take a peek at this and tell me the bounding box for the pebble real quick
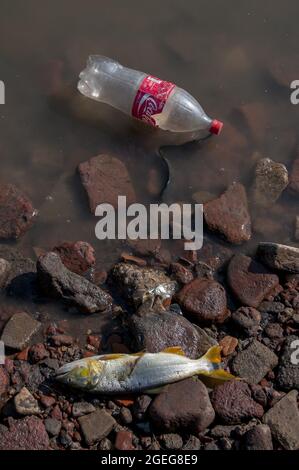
[182,435,201,450]
[159,433,183,450]
[44,417,61,437]
[119,407,133,425]
[251,158,288,207]
[263,390,299,450]
[149,378,215,433]
[132,395,152,421]
[78,409,116,446]
[0,258,11,288]
[176,278,229,324]
[276,335,299,391]
[29,343,49,363]
[258,242,299,273]
[115,431,135,450]
[231,307,261,336]
[227,254,279,307]
[72,401,96,417]
[231,339,278,384]
[219,336,238,356]
[211,380,264,424]
[243,424,273,450]
[203,182,251,244]
[1,312,41,351]
[14,387,41,415]
[0,183,36,239]
[53,241,95,275]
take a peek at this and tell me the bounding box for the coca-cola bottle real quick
[78,55,223,136]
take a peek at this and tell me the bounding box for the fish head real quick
[56,358,102,390]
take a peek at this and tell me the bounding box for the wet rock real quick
[111,262,177,307]
[263,390,299,450]
[78,154,136,212]
[128,310,216,359]
[0,367,9,396]
[149,378,215,433]
[231,339,278,384]
[289,158,299,194]
[176,278,229,324]
[37,252,112,313]
[72,401,96,417]
[243,424,273,450]
[115,431,135,450]
[0,247,37,298]
[53,241,95,275]
[211,380,264,424]
[203,183,251,244]
[252,158,288,207]
[0,258,11,288]
[227,254,279,307]
[197,239,233,272]
[78,409,116,445]
[0,183,36,239]
[231,307,261,336]
[1,312,41,351]
[14,387,41,415]
[44,417,61,437]
[258,242,299,273]
[160,433,183,450]
[170,263,193,285]
[0,416,50,450]
[276,335,299,391]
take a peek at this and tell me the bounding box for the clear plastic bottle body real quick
[78,55,221,134]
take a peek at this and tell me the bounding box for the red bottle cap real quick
[209,119,223,135]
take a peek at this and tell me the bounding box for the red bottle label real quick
[132,75,175,127]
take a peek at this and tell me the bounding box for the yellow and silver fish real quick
[55,346,235,394]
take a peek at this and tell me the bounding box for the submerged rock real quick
[78,154,136,213]
[37,252,112,313]
[53,241,95,275]
[149,378,215,433]
[127,310,216,359]
[111,262,177,307]
[227,254,279,307]
[258,242,299,273]
[252,158,288,207]
[0,183,36,239]
[203,182,251,244]
[176,278,229,324]
[1,312,41,351]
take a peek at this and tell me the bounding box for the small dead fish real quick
[55,345,235,394]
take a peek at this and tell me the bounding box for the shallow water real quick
[0,0,298,340]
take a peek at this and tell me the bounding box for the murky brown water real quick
[0,0,298,341]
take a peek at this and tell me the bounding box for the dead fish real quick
[55,345,235,394]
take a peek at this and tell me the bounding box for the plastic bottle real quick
[78,55,223,136]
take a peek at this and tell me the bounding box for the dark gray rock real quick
[127,310,216,359]
[149,378,215,433]
[37,252,112,313]
[243,424,273,450]
[276,335,299,391]
[159,433,183,450]
[44,418,61,437]
[1,312,41,351]
[258,242,299,273]
[231,339,278,384]
[263,390,299,450]
[231,307,261,336]
[78,409,116,445]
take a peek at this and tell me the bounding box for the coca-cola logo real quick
[138,93,159,123]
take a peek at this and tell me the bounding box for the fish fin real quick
[201,345,222,364]
[101,353,127,361]
[198,370,236,388]
[131,351,145,357]
[162,346,186,356]
[144,385,167,394]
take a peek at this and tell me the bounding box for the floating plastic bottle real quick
[78,55,223,136]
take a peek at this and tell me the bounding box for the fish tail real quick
[196,345,236,384]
